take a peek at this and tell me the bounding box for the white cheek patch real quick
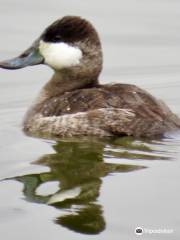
[39,40,82,70]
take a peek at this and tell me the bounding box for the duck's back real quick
[24,83,180,138]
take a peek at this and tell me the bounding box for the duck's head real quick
[0,16,102,78]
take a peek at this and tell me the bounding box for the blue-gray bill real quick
[0,44,44,70]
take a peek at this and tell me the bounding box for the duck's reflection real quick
[11,139,150,234]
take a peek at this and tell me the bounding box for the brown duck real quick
[0,16,180,138]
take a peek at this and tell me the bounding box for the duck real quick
[0,16,180,138]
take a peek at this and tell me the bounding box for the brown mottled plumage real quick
[0,16,180,138]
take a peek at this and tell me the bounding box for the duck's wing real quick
[103,83,180,136]
[39,83,180,125]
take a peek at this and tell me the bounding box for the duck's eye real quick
[53,35,62,42]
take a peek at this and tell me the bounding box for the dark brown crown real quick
[41,16,100,45]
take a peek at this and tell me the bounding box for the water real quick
[0,1,180,239]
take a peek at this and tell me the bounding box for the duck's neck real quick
[33,69,99,107]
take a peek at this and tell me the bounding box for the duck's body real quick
[1,16,180,138]
[23,78,180,138]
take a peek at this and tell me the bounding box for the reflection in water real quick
[5,138,169,234]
